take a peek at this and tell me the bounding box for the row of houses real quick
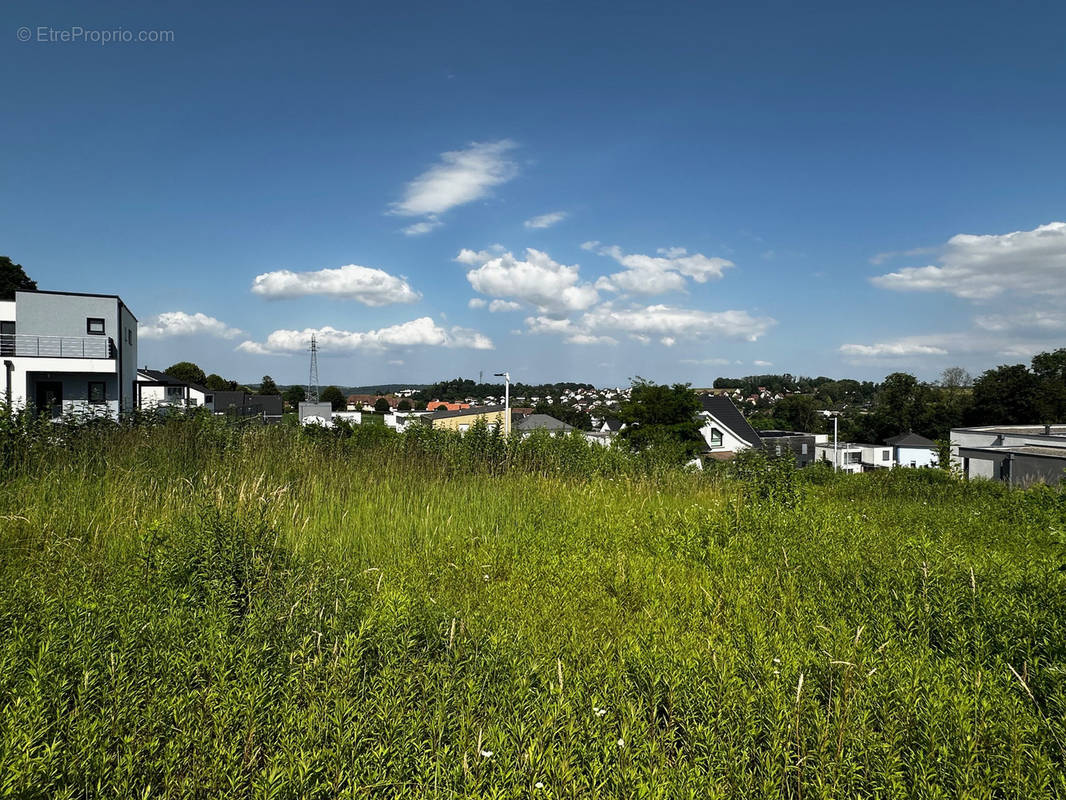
[3,289,1064,485]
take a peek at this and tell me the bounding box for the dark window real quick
[0,321,13,356]
[709,427,723,447]
[88,381,106,404]
[882,450,891,461]
[126,328,133,345]
[87,318,105,335]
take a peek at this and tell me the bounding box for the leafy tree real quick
[397,399,412,411]
[320,386,345,411]
[283,385,306,407]
[258,376,280,396]
[205,374,229,391]
[773,394,822,433]
[0,256,36,300]
[940,366,972,389]
[374,397,390,414]
[969,364,1040,425]
[1031,348,1066,423]
[618,379,703,460]
[164,362,207,386]
[532,400,592,431]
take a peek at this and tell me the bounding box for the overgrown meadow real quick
[0,413,1064,798]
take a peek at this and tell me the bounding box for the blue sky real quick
[4,0,1065,387]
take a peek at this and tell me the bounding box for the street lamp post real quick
[494,371,510,435]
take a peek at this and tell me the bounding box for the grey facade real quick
[3,290,138,418]
[758,430,816,467]
[952,425,1066,487]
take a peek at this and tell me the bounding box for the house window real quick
[126,328,133,345]
[165,387,183,404]
[709,428,723,447]
[86,318,105,335]
[0,321,14,356]
[88,381,106,404]
[882,450,890,461]
[801,443,808,455]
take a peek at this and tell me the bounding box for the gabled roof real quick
[885,432,937,448]
[699,395,761,448]
[602,417,624,431]
[516,414,573,432]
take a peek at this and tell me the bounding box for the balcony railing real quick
[0,334,115,359]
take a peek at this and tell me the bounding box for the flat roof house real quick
[952,424,1066,486]
[136,368,212,410]
[429,404,509,433]
[1,290,137,420]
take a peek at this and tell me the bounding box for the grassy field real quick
[0,416,1064,798]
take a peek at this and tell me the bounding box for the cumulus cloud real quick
[467,298,487,309]
[585,243,734,295]
[488,299,521,312]
[139,311,243,340]
[251,264,420,306]
[236,317,492,355]
[871,221,1066,299]
[526,303,774,346]
[459,247,600,315]
[973,309,1066,332]
[524,211,567,229]
[390,140,518,231]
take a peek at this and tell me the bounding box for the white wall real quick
[896,446,937,468]
[698,414,753,454]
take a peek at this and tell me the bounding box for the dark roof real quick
[699,395,761,447]
[138,368,208,393]
[429,404,507,420]
[211,391,283,416]
[602,417,624,431]
[885,432,937,448]
[758,429,813,439]
[516,414,573,432]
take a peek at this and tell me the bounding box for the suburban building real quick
[952,424,1066,486]
[758,430,816,467]
[815,442,865,473]
[815,442,894,472]
[1,290,138,420]
[515,413,573,435]
[136,368,211,410]
[429,404,508,433]
[698,395,762,460]
[426,400,470,412]
[886,432,938,468]
[212,390,283,423]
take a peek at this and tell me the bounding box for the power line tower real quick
[307,334,320,403]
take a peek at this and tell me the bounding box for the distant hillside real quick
[276,384,427,395]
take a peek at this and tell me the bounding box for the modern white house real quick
[698,395,762,459]
[1,290,138,420]
[136,368,211,410]
[815,442,865,473]
[886,432,938,468]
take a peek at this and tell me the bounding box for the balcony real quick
[0,334,115,359]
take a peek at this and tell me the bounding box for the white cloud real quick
[524,211,567,229]
[871,221,1066,299]
[390,140,518,220]
[402,217,443,236]
[526,303,774,345]
[488,299,521,312]
[139,311,243,340]
[460,247,599,315]
[753,360,773,367]
[869,246,937,266]
[251,264,420,306]
[236,317,493,355]
[586,243,734,295]
[839,342,949,358]
[467,297,487,309]
[973,309,1066,332]
[680,357,732,365]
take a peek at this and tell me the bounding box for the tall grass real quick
[0,414,1063,797]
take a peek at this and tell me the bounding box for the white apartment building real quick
[1,290,138,420]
